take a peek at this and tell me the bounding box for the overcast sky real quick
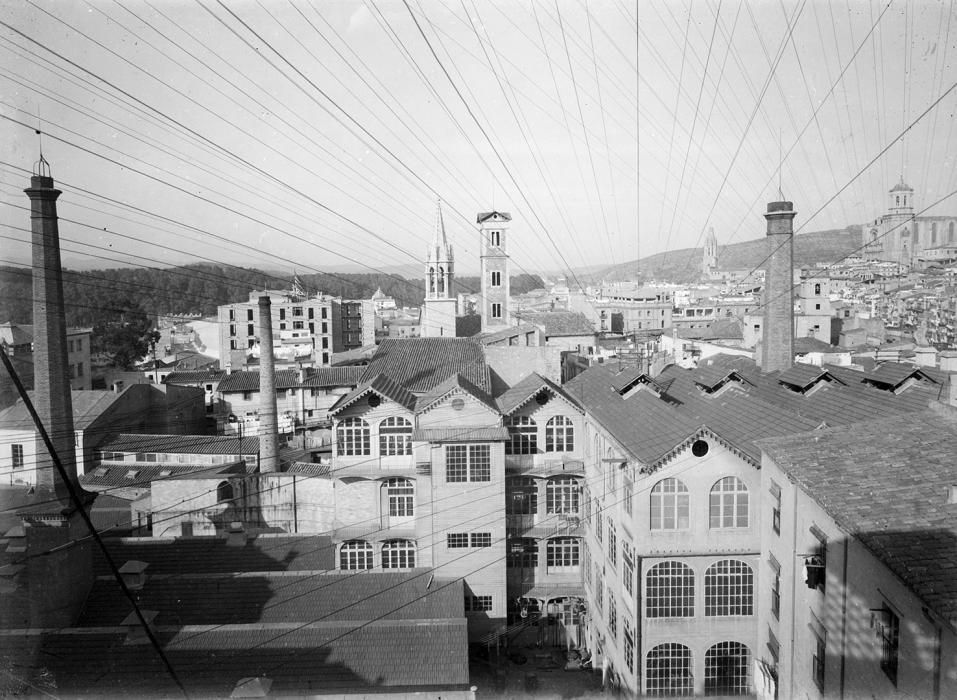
[1,0,955,280]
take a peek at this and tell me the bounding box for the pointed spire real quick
[433,198,448,250]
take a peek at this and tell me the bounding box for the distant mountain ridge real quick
[590,227,862,283]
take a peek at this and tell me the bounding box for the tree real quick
[92,304,160,370]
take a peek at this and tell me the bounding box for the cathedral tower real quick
[421,200,457,337]
[478,211,511,333]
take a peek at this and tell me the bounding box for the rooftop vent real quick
[118,560,149,591]
[121,609,159,645]
[226,521,247,547]
[230,677,273,698]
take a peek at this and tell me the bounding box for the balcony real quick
[505,457,584,477]
[508,513,583,538]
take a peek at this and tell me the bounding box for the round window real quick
[368,395,381,408]
[691,439,709,457]
[535,392,549,406]
[451,397,465,411]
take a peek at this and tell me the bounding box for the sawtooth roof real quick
[360,338,490,394]
[758,409,957,629]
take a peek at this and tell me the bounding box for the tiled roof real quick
[477,323,541,346]
[286,462,332,478]
[299,366,364,387]
[0,619,468,695]
[415,373,498,414]
[79,463,241,488]
[329,373,418,415]
[699,318,743,340]
[217,370,302,392]
[412,426,509,442]
[360,338,490,394]
[0,390,124,431]
[516,311,595,337]
[96,433,260,455]
[92,535,336,576]
[496,372,581,415]
[757,409,957,628]
[455,314,483,338]
[794,336,841,353]
[162,369,225,385]
[330,344,377,366]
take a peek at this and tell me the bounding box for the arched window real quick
[507,537,538,568]
[339,540,373,570]
[705,560,754,616]
[546,476,580,514]
[379,416,412,456]
[382,539,415,569]
[814,283,821,295]
[896,195,900,206]
[507,476,538,515]
[337,417,370,456]
[650,478,690,530]
[384,478,414,518]
[428,267,435,293]
[545,536,580,572]
[709,476,749,528]
[216,481,234,503]
[646,643,694,696]
[704,642,751,695]
[505,416,537,455]
[545,415,574,452]
[646,561,694,618]
[438,266,445,293]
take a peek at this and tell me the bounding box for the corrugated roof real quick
[777,363,829,390]
[415,373,498,414]
[97,433,260,455]
[757,409,957,628]
[517,311,595,337]
[329,373,418,415]
[360,338,490,394]
[412,426,509,442]
[300,366,364,387]
[79,463,241,488]
[864,362,937,389]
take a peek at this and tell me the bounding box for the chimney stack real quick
[760,200,796,372]
[258,296,279,472]
[26,167,83,501]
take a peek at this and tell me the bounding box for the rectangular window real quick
[293,320,304,330]
[322,322,328,333]
[879,606,900,685]
[279,308,286,320]
[321,307,328,319]
[465,595,493,613]
[623,470,633,515]
[622,541,634,597]
[490,230,500,247]
[447,533,469,548]
[771,563,781,620]
[230,339,238,350]
[812,633,826,691]
[445,444,490,482]
[247,323,255,337]
[308,307,314,319]
[770,481,782,535]
[470,532,492,548]
[229,309,235,321]
[608,591,617,639]
[12,444,24,470]
[596,511,603,542]
[623,618,635,673]
[607,520,617,568]
[247,309,254,321]
[491,270,501,287]
[491,303,502,319]
[76,362,84,377]
[293,307,303,317]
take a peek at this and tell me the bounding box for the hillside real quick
[592,227,862,283]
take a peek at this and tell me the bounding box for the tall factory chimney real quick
[258,295,279,472]
[7,157,95,629]
[760,200,796,372]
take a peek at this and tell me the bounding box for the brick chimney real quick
[12,160,95,628]
[760,200,796,372]
[258,296,279,472]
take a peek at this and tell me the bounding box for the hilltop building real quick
[863,179,957,266]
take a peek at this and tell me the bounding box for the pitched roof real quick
[863,362,938,389]
[217,370,301,392]
[162,369,226,385]
[360,338,490,394]
[300,366,365,387]
[516,311,595,337]
[477,323,541,346]
[96,433,260,455]
[80,462,243,488]
[329,373,418,414]
[758,409,957,629]
[699,318,743,341]
[0,390,125,431]
[496,372,581,415]
[415,373,498,414]
[794,336,841,353]
[476,211,512,223]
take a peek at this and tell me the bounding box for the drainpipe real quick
[787,480,799,700]
[839,536,849,698]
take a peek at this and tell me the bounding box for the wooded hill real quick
[0,264,544,327]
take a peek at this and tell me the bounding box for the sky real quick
[1,0,956,282]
